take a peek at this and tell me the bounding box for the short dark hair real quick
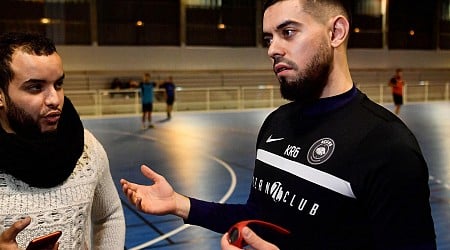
[263,0,283,11]
[0,32,57,91]
[263,0,352,26]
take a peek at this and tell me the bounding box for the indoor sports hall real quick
[2,1,450,249]
[81,99,450,250]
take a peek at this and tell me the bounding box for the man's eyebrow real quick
[263,19,300,36]
[276,20,299,30]
[23,78,45,84]
[23,74,65,84]
[262,32,272,38]
[57,74,65,82]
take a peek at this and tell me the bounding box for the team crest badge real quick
[307,138,335,165]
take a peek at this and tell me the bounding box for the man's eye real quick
[27,84,42,92]
[263,37,273,47]
[281,29,297,38]
[283,29,294,37]
[55,81,64,90]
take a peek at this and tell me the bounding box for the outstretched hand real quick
[0,217,30,250]
[221,227,279,250]
[120,165,190,219]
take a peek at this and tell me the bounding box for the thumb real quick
[241,227,279,250]
[3,217,31,241]
[140,165,156,178]
[140,165,162,182]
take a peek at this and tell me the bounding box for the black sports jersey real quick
[186,87,436,249]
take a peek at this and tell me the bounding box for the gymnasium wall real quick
[57,46,450,72]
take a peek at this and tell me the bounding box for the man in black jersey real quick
[121,0,436,249]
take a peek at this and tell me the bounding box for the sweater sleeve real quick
[87,131,126,250]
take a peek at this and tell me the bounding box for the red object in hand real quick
[227,220,290,248]
[26,231,62,250]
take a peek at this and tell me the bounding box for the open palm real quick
[121,165,178,215]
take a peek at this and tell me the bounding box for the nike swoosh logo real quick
[266,135,284,143]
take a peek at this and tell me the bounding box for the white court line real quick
[129,154,236,250]
[92,129,237,250]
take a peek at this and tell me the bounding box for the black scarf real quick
[0,97,84,188]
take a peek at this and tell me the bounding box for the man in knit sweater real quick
[0,32,125,249]
[121,0,436,249]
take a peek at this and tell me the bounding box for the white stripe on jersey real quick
[257,149,356,199]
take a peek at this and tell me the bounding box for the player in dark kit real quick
[121,0,436,249]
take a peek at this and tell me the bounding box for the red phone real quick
[227,220,290,248]
[26,231,62,250]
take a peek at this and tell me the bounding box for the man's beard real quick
[4,94,55,138]
[276,44,332,104]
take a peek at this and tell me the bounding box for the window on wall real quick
[0,0,91,45]
[97,0,180,46]
[186,0,222,8]
[440,0,450,49]
[388,0,437,50]
[185,0,256,46]
[348,0,383,48]
[0,0,445,50]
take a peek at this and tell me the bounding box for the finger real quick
[125,189,137,204]
[122,181,139,194]
[124,187,133,197]
[140,165,160,181]
[121,182,128,193]
[120,179,131,188]
[2,217,31,241]
[122,183,136,195]
[121,187,133,203]
[136,197,143,210]
[220,232,234,249]
[121,181,136,196]
[242,227,278,250]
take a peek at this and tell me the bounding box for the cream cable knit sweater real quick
[0,130,125,249]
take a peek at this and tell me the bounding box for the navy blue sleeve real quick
[184,197,259,233]
[183,114,274,233]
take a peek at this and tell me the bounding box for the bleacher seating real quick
[63,68,450,91]
[63,68,450,117]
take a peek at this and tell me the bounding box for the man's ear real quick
[330,15,349,48]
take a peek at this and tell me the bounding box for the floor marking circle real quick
[93,129,237,249]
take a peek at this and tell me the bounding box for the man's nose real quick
[267,38,285,60]
[44,87,62,107]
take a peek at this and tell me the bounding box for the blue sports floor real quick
[82,101,450,250]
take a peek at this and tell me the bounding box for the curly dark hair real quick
[0,32,57,91]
